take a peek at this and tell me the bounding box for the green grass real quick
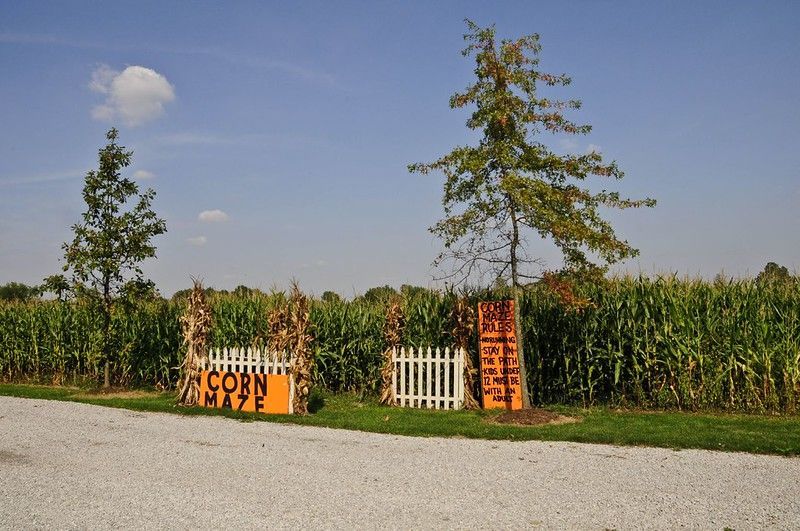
[2,383,799,456]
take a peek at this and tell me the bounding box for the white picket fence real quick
[202,346,464,412]
[391,346,465,410]
[204,347,292,376]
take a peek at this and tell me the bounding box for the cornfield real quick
[523,276,800,412]
[1,276,798,412]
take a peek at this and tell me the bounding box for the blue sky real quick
[1,1,798,296]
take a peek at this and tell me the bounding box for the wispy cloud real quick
[0,32,65,46]
[197,46,337,86]
[300,259,328,269]
[558,138,578,151]
[198,209,229,223]
[1,32,338,87]
[149,131,337,153]
[0,169,83,186]
[156,133,239,147]
[88,64,116,93]
[187,236,207,246]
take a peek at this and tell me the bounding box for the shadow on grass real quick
[308,389,326,414]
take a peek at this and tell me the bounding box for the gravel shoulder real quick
[1,396,798,529]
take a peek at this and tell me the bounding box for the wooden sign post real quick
[478,300,523,410]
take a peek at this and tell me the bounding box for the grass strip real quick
[1,383,798,456]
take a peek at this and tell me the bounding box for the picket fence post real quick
[391,346,398,405]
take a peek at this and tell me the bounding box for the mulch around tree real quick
[488,408,581,426]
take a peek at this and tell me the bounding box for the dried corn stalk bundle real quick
[380,299,405,405]
[177,279,212,406]
[452,298,479,409]
[288,283,313,415]
[267,303,290,361]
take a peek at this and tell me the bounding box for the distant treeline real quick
[1,273,799,413]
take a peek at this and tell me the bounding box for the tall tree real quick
[410,21,654,407]
[63,128,167,388]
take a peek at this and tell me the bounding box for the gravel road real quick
[1,396,798,529]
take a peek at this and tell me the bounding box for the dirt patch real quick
[487,408,581,426]
[76,390,159,400]
[182,439,222,448]
[0,449,29,465]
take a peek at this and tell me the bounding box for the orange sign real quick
[199,370,291,414]
[478,300,523,410]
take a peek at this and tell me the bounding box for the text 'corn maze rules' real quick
[478,300,523,410]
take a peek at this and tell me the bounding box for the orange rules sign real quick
[199,370,291,414]
[478,300,523,410]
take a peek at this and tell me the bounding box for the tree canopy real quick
[756,262,794,286]
[64,129,166,298]
[361,285,398,303]
[321,290,343,303]
[410,20,655,287]
[0,282,40,302]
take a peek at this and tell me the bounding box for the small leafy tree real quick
[321,290,342,303]
[41,274,71,301]
[756,262,793,286]
[410,21,654,407]
[233,285,253,297]
[63,128,167,388]
[362,285,398,303]
[400,284,428,299]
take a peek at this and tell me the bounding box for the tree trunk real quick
[511,286,531,408]
[103,362,110,389]
[508,199,532,409]
[102,278,111,389]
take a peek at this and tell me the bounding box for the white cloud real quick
[91,104,115,122]
[586,144,602,154]
[187,236,207,246]
[133,170,155,180]
[198,209,229,222]
[89,65,175,127]
[88,64,116,94]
